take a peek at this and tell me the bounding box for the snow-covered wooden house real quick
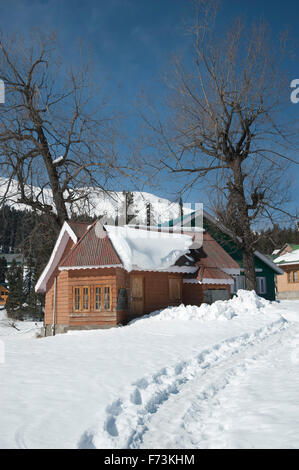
[274,247,299,300]
[35,220,240,336]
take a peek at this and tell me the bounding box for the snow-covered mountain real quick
[0,177,190,224]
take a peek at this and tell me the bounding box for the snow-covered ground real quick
[0,292,298,449]
[0,309,42,339]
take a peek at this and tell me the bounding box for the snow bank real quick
[0,310,42,338]
[129,290,271,325]
[105,225,193,272]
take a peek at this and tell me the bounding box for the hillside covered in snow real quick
[0,177,190,224]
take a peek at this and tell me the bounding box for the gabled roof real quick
[67,221,91,239]
[59,222,122,269]
[163,209,283,275]
[59,223,195,273]
[181,232,237,285]
[35,220,84,293]
[197,266,234,285]
[195,232,239,271]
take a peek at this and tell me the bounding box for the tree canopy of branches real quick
[0,31,131,228]
[142,0,299,290]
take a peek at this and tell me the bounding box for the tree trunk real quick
[37,126,69,227]
[232,158,257,292]
[242,247,257,291]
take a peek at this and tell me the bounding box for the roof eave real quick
[35,221,78,293]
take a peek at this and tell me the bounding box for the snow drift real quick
[129,290,271,325]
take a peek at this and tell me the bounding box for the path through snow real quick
[79,316,292,449]
[1,294,299,449]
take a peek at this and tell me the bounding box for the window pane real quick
[83,287,89,310]
[104,286,110,310]
[74,287,80,310]
[239,275,246,290]
[95,287,101,310]
[288,272,293,283]
[294,271,298,283]
[257,277,266,294]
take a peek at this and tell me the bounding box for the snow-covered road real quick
[0,293,299,449]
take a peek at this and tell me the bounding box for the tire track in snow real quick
[77,318,289,449]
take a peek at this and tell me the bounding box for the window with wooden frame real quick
[94,285,112,311]
[257,277,267,294]
[73,286,90,312]
[288,270,299,283]
[168,277,181,302]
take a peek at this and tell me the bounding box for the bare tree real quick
[0,31,132,228]
[141,0,299,291]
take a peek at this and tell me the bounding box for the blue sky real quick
[0,0,298,220]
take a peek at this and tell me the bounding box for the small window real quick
[104,286,111,311]
[73,286,90,312]
[257,277,267,294]
[74,287,81,311]
[238,275,246,290]
[287,271,298,283]
[93,285,112,312]
[82,287,89,311]
[95,287,102,311]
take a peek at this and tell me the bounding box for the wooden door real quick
[130,275,144,316]
[169,277,182,303]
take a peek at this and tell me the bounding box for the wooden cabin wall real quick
[44,237,75,325]
[130,271,183,316]
[68,268,118,327]
[116,268,131,325]
[183,283,231,306]
[182,283,203,306]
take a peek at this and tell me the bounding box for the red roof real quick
[67,221,90,239]
[58,221,238,280]
[196,232,239,269]
[59,223,121,268]
[197,266,233,282]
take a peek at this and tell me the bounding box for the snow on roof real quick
[105,225,193,272]
[274,248,299,266]
[35,221,79,293]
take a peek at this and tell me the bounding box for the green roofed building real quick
[160,210,283,301]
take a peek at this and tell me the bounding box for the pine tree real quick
[6,258,24,318]
[0,257,7,284]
